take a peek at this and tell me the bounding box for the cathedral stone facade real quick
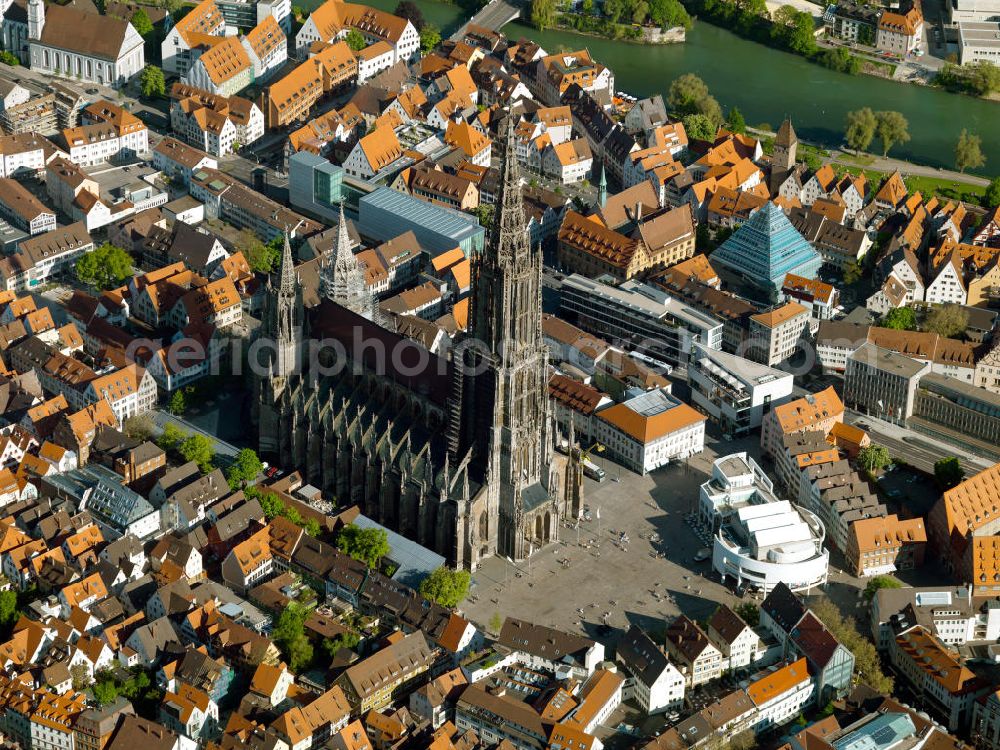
[254,117,582,569]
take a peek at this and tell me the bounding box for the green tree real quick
[984,177,1000,208]
[227,448,264,488]
[92,679,119,706]
[273,604,313,672]
[131,8,154,35]
[771,5,814,52]
[489,611,503,635]
[845,107,877,152]
[179,433,215,473]
[474,203,494,228]
[842,260,862,285]
[0,590,18,636]
[734,602,759,626]
[345,28,366,50]
[394,0,425,29]
[157,422,186,453]
[967,60,1000,95]
[924,304,969,338]
[819,46,860,75]
[0,51,19,66]
[530,0,557,28]
[668,73,721,126]
[419,566,471,607]
[140,65,165,98]
[955,129,985,173]
[875,110,910,156]
[238,230,283,274]
[337,524,390,568]
[857,443,891,473]
[123,413,155,441]
[168,389,186,415]
[304,518,322,537]
[810,598,893,693]
[322,631,360,658]
[725,107,746,134]
[864,575,902,600]
[882,306,917,330]
[631,0,650,23]
[419,23,441,52]
[260,492,286,520]
[75,243,132,290]
[603,0,627,22]
[648,0,690,28]
[683,113,716,141]
[934,456,965,490]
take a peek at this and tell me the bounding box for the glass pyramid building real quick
[710,202,822,294]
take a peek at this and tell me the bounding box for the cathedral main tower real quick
[256,233,303,457]
[462,112,556,560]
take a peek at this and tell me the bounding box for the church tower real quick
[257,232,302,456]
[321,203,374,319]
[27,0,44,41]
[464,111,553,560]
[773,118,798,173]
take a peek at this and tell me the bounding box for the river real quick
[310,0,1000,170]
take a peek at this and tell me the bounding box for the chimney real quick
[635,202,642,222]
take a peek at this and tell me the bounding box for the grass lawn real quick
[838,152,876,167]
[903,174,986,199]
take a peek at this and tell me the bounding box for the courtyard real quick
[461,427,879,643]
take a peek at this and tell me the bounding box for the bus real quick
[582,459,606,482]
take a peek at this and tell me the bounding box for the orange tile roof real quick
[358,126,403,172]
[173,0,225,45]
[598,400,705,443]
[751,301,808,329]
[445,121,490,159]
[875,171,908,207]
[939,462,1000,539]
[197,36,251,85]
[244,15,285,61]
[849,514,926,555]
[747,658,809,706]
[558,210,639,270]
[771,386,844,435]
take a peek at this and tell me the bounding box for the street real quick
[843,408,994,476]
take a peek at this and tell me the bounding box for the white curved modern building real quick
[700,453,829,594]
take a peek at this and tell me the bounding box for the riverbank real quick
[551,13,687,44]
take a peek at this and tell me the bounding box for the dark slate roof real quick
[617,625,670,687]
[761,582,806,635]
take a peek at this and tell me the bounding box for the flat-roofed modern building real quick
[288,151,345,224]
[701,453,828,594]
[958,20,1000,63]
[844,342,930,426]
[688,343,794,437]
[913,372,1000,449]
[358,187,485,256]
[560,274,723,369]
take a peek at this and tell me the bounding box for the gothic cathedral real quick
[253,115,583,570]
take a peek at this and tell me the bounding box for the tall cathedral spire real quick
[462,108,553,560]
[321,203,374,319]
[256,230,303,455]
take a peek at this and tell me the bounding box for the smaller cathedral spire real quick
[321,203,375,319]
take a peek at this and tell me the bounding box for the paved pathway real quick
[830,151,990,186]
